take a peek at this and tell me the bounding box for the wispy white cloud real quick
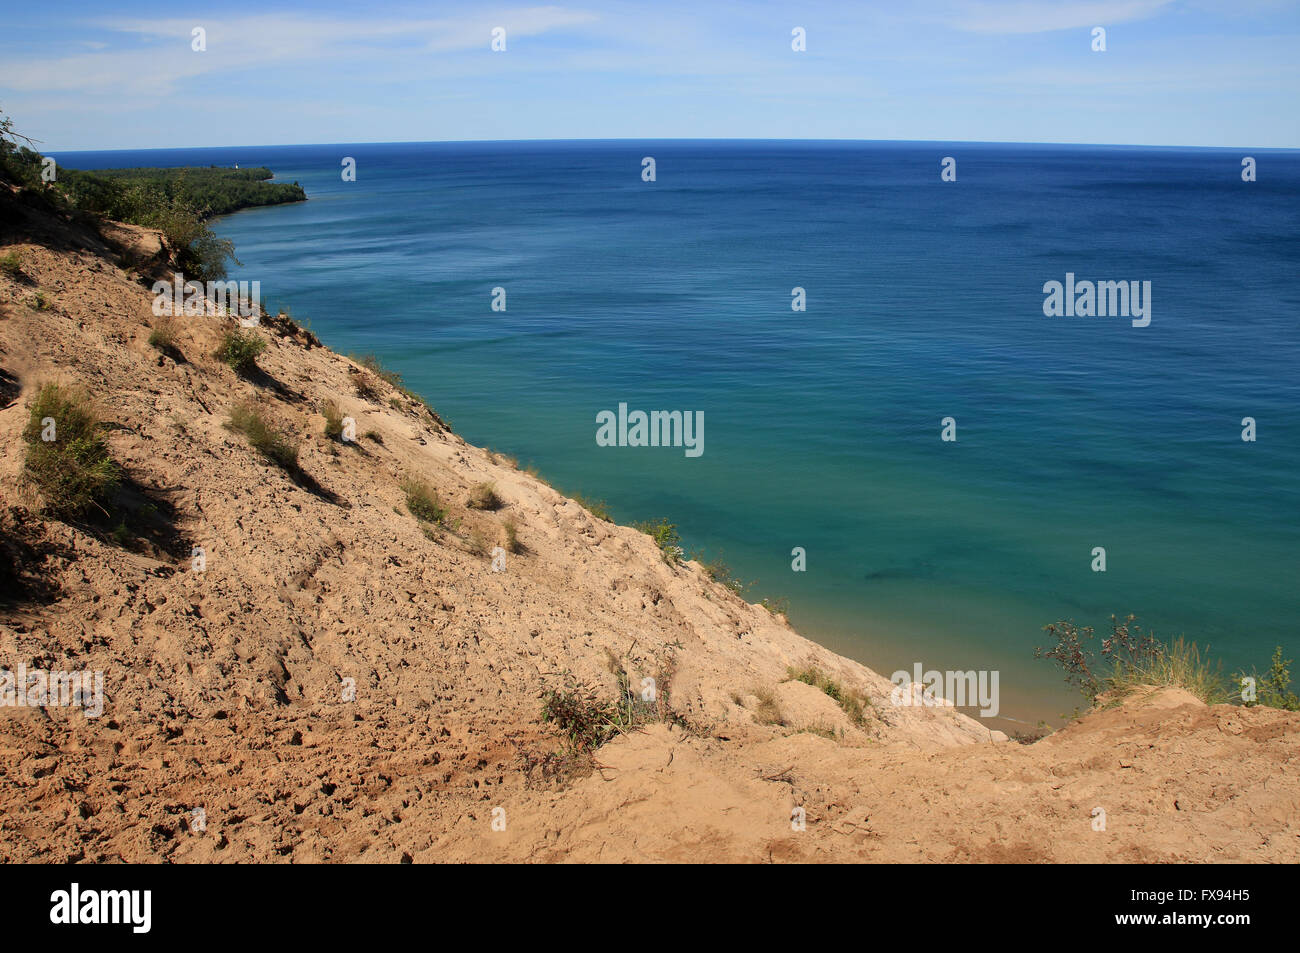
[944,0,1175,34]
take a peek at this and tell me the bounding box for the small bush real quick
[349,368,381,401]
[29,291,50,311]
[541,685,621,753]
[699,552,748,596]
[1037,614,1229,705]
[215,328,266,375]
[467,482,501,510]
[226,402,298,470]
[0,250,22,279]
[403,479,445,524]
[21,383,119,519]
[760,595,791,617]
[1244,647,1300,711]
[147,316,179,352]
[633,518,683,565]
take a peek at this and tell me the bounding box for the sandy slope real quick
[1,188,1296,863]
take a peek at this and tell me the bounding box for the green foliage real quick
[0,250,22,279]
[2,109,297,281]
[1037,615,1230,705]
[403,479,445,524]
[216,328,266,375]
[697,551,749,595]
[759,595,791,617]
[226,403,298,470]
[633,518,683,565]
[21,383,120,519]
[1237,646,1299,711]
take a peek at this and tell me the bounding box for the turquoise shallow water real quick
[65,140,1300,726]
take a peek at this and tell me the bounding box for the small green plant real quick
[698,552,749,596]
[216,328,266,375]
[21,383,120,519]
[541,685,622,753]
[29,290,50,311]
[633,518,683,565]
[403,478,445,524]
[225,402,298,470]
[110,521,134,549]
[0,250,22,278]
[1236,646,1299,711]
[760,595,791,617]
[467,482,502,511]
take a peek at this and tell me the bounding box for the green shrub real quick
[21,383,120,519]
[633,518,683,565]
[1236,646,1299,711]
[215,328,266,375]
[0,250,22,279]
[1038,615,1229,705]
[403,479,445,524]
[698,552,748,595]
[226,403,298,470]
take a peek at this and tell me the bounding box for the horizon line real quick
[46,136,1300,155]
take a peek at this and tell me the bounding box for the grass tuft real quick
[225,402,298,470]
[467,481,502,511]
[21,383,119,519]
[402,478,445,524]
[787,664,873,726]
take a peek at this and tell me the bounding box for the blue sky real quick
[2,0,1297,150]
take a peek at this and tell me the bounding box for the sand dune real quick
[1,188,1296,863]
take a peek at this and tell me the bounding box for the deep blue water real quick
[60,140,1300,725]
